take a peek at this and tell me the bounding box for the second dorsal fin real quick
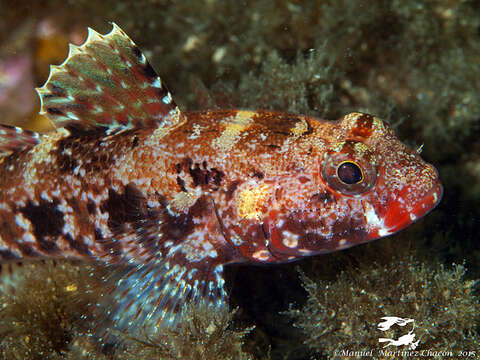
[0,125,42,158]
[36,23,182,132]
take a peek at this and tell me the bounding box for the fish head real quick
[320,112,443,240]
[254,112,442,262]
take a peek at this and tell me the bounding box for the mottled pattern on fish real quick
[0,24,442,340]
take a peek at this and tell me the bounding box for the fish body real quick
[0,24,442,338]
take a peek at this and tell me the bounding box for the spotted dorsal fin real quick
[36,23,182,132]
[0,125,42,158]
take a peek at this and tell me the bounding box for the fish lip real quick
[411,181,443,219]
[379,181,443,236]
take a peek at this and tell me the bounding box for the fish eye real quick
[337,161,363,185]
[321,140,376,196]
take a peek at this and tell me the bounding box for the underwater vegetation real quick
[119,305,255,360]
[0,260,103,359]
[287,257,480,359]
[0,255,477,359]
[0,0,479,359]
[0,260,256,360]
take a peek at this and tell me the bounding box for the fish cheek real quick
[291,206,370,254]
[330,218,367,248]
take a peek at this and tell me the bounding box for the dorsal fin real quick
[36,23,182,131]
[0,125,42,158]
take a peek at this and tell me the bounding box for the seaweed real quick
[287,257,480,359]
[0,260,105,360]
[117,305,254,360]
[0,260,256,359]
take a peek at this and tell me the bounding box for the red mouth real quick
[382,182,443,235]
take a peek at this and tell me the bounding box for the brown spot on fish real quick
[100,184,147,233]
[225,180,240,201]
[184,159,224,189]
[65,233,91,256]
[176,176,187,192]
[251,171,264,179]
[143,62,157,80]
[351,114,374,138]
[87,200,96,215]
[132,136,139,148]
[20,199,64,253]
[47,107,65,116]
[132,45,142,59]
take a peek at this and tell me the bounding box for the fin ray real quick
[36,23,182,131]
[0,125,42,158]
[96,258,227,343]
[93,196,229,343]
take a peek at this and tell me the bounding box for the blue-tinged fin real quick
[96,258,227,344]
[0,125,42,158]
[36,23,183,132]
[93,197,229,344]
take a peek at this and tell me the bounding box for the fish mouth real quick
[380,182,443,236]
[410,182,443,219]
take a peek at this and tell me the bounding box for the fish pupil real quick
[337,161,363,185]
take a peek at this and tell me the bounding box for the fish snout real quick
[382,168,443,235]
[366,161,442,238]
